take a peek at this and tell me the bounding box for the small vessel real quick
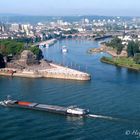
[61,46,68,53]
[0,97,89,116]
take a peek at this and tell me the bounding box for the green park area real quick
[101,37,140,71]
[101,56,140,71]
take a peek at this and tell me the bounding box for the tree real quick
[0,53,5,68]
[0,39,24,56]
[116,44,124,55]
[134,53,140,64]
[133,41,139,54]
[107,37,124,54]
[127,41,140,57]
[127,41,134,57]
[110,37,122,48]
[29,46,43,60]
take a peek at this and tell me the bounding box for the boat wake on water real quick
[87,114,140,125]
[87,114,131,123]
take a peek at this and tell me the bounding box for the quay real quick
[0,63,91,81]
[0,50,91,81]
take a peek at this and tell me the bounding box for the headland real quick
[0,50,91,81]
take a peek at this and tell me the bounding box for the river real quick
[0,39,140,140]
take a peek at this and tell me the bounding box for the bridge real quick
[63,33,96,38]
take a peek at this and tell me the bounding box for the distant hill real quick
[0,13,23,16]
[0,14,133,24]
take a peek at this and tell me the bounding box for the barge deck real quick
[0,99,89,116]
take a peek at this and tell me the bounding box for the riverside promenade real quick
[0,61,91,81]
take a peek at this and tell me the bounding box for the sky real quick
[0,0,140,16]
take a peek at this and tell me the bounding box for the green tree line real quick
[127,41,140,64]
[0,39,43,61]
[0,39,24,56]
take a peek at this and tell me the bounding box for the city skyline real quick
[0,0,140,16]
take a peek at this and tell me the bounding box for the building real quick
[10,23,19,32]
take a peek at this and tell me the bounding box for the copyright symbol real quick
[125,130,131,135]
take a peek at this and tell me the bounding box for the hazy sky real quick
[0,0,140,16]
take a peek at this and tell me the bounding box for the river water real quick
[0,39,140,140]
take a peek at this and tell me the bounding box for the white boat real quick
[67,106,89,115]
[61,46,68,53]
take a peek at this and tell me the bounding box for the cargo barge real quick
[0,98,89,116]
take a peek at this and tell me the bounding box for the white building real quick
[10,23,19,32]
[21,24,31,35]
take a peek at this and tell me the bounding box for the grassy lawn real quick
[101,57,140,70]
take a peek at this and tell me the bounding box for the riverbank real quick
[101,56,140,71]
[88,44,127,57]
